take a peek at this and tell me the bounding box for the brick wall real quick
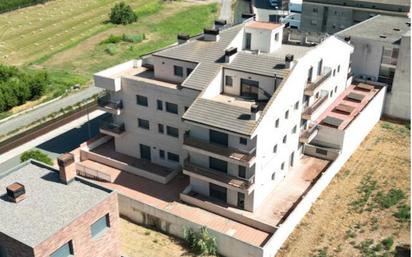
[33,192,120,257]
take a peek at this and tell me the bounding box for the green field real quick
[0,0,217,117]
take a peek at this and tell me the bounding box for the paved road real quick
[0,86,102,137]
[219,0,233,22]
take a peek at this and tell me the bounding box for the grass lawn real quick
[277,120,410,257]
[120,218,218,257]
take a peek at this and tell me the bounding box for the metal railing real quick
[100,119,125,134]
[306,68,332,92]
[303,94,328,116]
[97,94,123,110]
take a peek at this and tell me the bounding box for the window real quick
[50,241,74,257]
[307,66,313,82]
[157,100,163,110]
[271,172,275,180]
[311,20,317,25]
[174,65,183,77]
[294,101,299,110]
[337,65,341,73]
[159,150,165,159]
[317,59,323,76]
[283,135,287,143]
[274,32,279,42]
[330,91,333,97]
[138,118,150,130]
[0,246,6,257]
[91,214,110,238]
[313,7,318,13]
[334,86,337,93]
[292,125,297,134]
[225,75,233,87]
[187,68,193,76]
[209,157,227,173]
[275,119,280,128]
[239,137,247,145]
[333,69,336,76]
[166,126,179,138]
[238,166,246,178]
[158,124,164,134]
[209,130,228,146]
[315,92,320,98]
[167,152,180,162]
[273,144,278,153]
[240,79,259,100]
[285,110,289,119]
[136,95,148,107]
[281,162,285,170]
[210,183,227,202]
[166,102,178,114]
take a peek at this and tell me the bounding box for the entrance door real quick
[237,192,245,209]
[245,33,252,50]
[209,183,227,202]
[140,144,151,161]
[240,79,259,100]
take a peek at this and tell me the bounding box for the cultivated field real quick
[278,121,410,257]
[0,0,151,66]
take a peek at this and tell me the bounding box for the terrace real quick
[304,68,332,96]
[316,83,381,130]
[302,94,329,120]
[97,94,123,115]
[99,119,125,137]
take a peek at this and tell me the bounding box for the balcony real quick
[304,68,332,96]
[99,119,125,137]
[97,94,123,115]
[183,135,256,166]
[299,124,319,144]
[183,159,255,194]
[302,94,328,120]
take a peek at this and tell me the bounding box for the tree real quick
[20,150,53,165]
[109,2,137,25]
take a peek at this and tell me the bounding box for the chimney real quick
[177,33,190,44]
[57,153,76,184]
[241,13,256,21]
[285,54,294,69]
[225,47,238,63]
[344,36,351,44]
[250,104,260,120]
[6,182,26,203]
[214,19,227,30]
[203,28,220,41]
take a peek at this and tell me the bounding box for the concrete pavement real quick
[219,0,233,22]
[0,86,102,137]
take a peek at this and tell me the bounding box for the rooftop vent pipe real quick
[225,47,238,63]
[6,182,26,203]
[285,54,294,69]
[250,104,260,121]
[214,20,227,30]
[203,28,220,41]
[177,34,190,44]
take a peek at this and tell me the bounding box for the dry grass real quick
[278,120,410,257]
[120,218,201,257]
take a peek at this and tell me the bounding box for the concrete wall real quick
[119,194,264,257]
[384,33,411,120]
[0,232,34,257]
[349,38,383,80]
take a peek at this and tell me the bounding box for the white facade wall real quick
[113,78,198,168]
[243,27,283,53]
[152,56,198,83]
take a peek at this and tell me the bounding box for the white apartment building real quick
[93,20,353,213]
[337,15,411,120]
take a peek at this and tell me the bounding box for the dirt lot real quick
[278,121,410,257]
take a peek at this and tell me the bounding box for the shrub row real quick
[0,65,49,112]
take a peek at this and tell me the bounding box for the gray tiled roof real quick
[225,52,290,77]
[0,161,112,247]
[337,15,410,44]
[154,25,244,91]
[183,98,256,136]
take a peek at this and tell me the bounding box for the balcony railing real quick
[97,94,123,113]
[183,158,255,192]
[183,134,256,164]
[299,124,319,144]
[305,68,332,96]
[100,119,125,136]
[302,94,328,120]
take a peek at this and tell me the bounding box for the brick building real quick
[0,155,120,257]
